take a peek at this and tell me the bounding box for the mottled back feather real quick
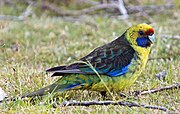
[47,33,135,77]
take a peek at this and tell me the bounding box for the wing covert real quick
[47,34,136,77]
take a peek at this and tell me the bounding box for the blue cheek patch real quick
[136,38,148,47]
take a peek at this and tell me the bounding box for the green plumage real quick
[23,24,155,98]
[24,73,134,97]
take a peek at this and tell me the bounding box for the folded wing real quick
[47,34,135,77]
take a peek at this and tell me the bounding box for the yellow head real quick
[125,23,155,48]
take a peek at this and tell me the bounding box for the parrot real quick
[23,23,155,98]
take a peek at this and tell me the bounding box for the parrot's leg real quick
[100,91,106,99]
[118,92,127,98]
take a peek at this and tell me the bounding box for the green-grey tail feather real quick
[22,84,60,98]
[22,83,83,98]
[22,74,97,98]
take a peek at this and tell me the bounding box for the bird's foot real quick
[100,91,107,100]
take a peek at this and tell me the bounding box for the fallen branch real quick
[42,2,118,16]
[0,15,22,21]
[0,97,169,112]
[77,0,99,5]
[127,4,174,13]
[133,83,180,96]
[0,1,174,19]
[1,83,179,112]
[0,5,32,21]
[53,100,168,112]
[117,0,128,19]
[42,1,174,16]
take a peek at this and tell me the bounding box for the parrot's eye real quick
[138,31,144,35]
[149,32,153,36]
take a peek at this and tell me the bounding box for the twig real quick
[134,83,180,96]
[42,1,174,16]
[0,5,32,21]
[160,34,180,39]
[1,83,179,112]
[53,100,168,112]
[77,0,99,5]
[1,97,168,111]
[139,11,154,23]
[148,56,171,60]
[18,5,33,20]
[23,0,37,6]
[0,96,19,103]
[127,4,174,13]
[42,2,118,16]
[117,0,128,19]
[149,52,180,61]
[0,15,22,21]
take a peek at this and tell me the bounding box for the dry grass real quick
[0,1,180,113]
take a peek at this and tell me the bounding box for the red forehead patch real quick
[145,28,154,35]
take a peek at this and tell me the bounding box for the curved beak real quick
[148,34,155,43]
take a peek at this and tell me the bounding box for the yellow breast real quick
[91,46,151,92]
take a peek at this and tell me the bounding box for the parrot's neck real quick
[123,45,151,87]
[132,45,151,68]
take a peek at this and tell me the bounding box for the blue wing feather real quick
[106,63,131,76]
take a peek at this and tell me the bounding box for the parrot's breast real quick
[90,58,141,92]
[90,47,150,92]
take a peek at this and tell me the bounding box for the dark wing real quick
[47,34,135,77]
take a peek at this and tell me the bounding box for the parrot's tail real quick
[22,84,59,98]
[22,82,82,98]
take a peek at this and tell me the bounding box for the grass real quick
[0,2,180,114]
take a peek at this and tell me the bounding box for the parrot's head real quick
[126,23,155,48]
